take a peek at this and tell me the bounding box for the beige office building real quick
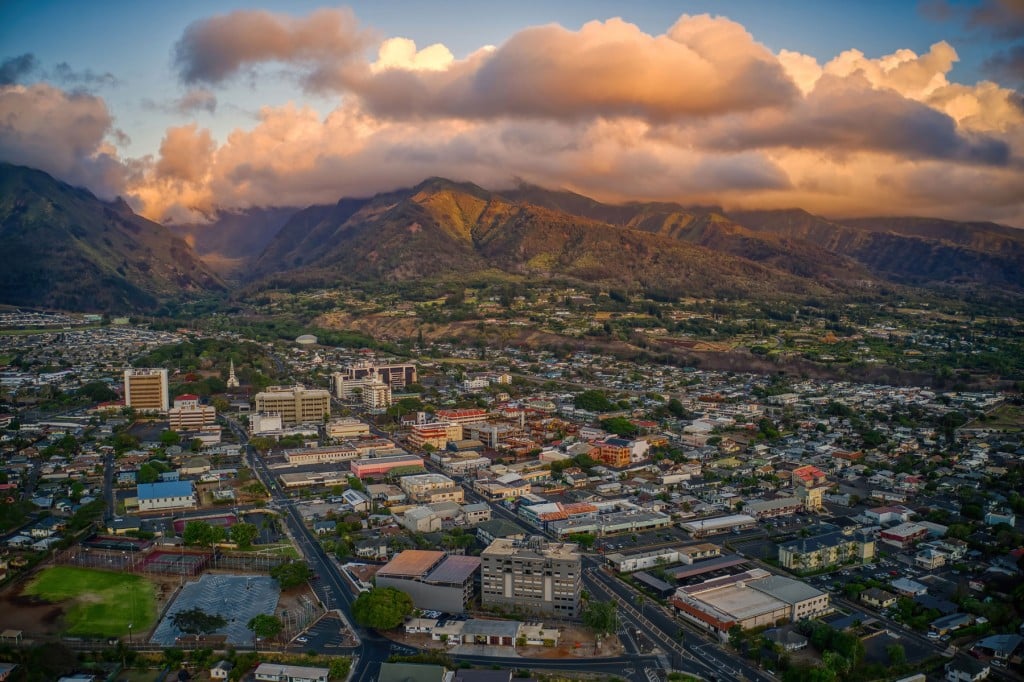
[254,385,331,425]
[124,368,169,413]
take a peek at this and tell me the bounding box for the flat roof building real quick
[254,385,331,426]
[375,550,480,614]
[124,368,169,413]
[481,537,581,618]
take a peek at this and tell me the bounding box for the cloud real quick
[965,0,1024,41]
[984,44,1024,85]
[0,53,39,85]
[351,15,799,121]
[142,89,218,115]
[51,62,119,89]
[0,83,126,198]
[690,73,1010,165]
[173,8,374,85]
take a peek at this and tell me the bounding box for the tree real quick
[137,463,159,484]
[568,532,596,550]
[182,520,225,547]
[886,643,906,666]
[581,600,619,635]
[352,587,414,630]
[270,560,312,588]
[229,522,259,549]
[247,614,283,642]
[728,624,744,650]
[171,607,226,645]
[601,416,639,437]
[574,390,615,412]
[159,430,181,447]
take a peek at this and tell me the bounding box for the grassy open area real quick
[24,566,157,637]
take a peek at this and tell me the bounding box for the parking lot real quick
[288,611,354,652]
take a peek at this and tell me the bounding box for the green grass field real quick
[24,566,157,637]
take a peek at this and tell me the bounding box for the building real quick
[136,481,195,512]
[435,408,489,426]
[399,473,464,504]
[409,422,463,450]
[473,475,532,501]
[375,549,480,614]
[944,658,990,682]
[284,445,359,465]
[860,587,897,609]
[168,394,217,431]
[250,412,283,435]
[350,453,424,479]
[791,465,829,511]
[253,663,329,682]
[879,522,930,549]
[253,385,331,426]
[225,360,239,389]
[123,368,169,413]
[680,514,757,538]
[777,530,875,571]
[333,362,417,394]
[378,663,446,682]
[326,418,371,440]
[745,497,804,519]
[593,439,632,468]
[670,568,830,638]
[362,378,392,412]
[480,537,581,618]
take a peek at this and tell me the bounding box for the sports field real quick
[24,566,157,637]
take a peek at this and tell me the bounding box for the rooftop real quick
[136,481,193,499]
[427,555,481,585]
[378,550,446,578]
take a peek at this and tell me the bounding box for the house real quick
[944,658,989,682]
[253,663,329,682]
[210,660,233,680]
[313,520,337,536]
[930,613,973,635]
[891,578,928,597]
[861,588,897,609]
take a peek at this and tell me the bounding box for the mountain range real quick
[2,162,1023,312]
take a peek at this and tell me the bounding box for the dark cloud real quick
[983,43,1024,84]
[172,8,373,85]
[966,0,1024,40]
[0,82,126,199]
[0,53,39,85]
[695,74,1011,166]
[142,89,218,115]
[51,62,119,88]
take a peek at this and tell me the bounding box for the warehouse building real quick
[670,569,830,638]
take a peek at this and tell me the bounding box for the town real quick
[0,308,1021,682]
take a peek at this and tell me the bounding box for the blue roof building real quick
[136,481,195,511]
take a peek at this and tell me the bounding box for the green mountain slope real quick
[0,163,224,311]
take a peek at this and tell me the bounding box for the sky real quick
[1,0,1023,226]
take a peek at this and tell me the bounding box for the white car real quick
[296,636,309,644]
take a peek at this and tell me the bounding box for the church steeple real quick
[226,359,240,388]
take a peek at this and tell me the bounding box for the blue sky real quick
[1,1,1022,225]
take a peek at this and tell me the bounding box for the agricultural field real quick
[23,566,157,638]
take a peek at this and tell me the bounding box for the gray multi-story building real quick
[374,550,479,614]
[480,537,581,618]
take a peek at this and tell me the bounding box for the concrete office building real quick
[254,385,331,426]
[124,368,169,413]
[333,362,417,395]
[480,538,581,618]
[168,394,217,431]
[362,378,392,412]
[326,418,371,440]
[375,549,480,614]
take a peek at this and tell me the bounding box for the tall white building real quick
[362,378,392,412]
[253,385,330,425]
